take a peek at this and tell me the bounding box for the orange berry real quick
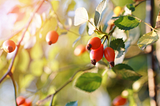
[90,44,103,65]
[104,47,115,67]
[46,31,59,45]
[74,45,86,56]
[86,37,101,51]
[112,96,127,106]
[2,40,16,53]
[16,96,25,105]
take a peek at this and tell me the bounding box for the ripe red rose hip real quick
[46,30,59,45]
[16,96,25,105]
[86,37,101,50]
[112,96,127,106]
[90,44,103,65]
[16,96,32,106]
[104,47,115,67]
[2,40,16,53]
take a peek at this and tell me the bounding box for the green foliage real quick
[75,72,102,92]
[126,4,135,12]
[114,15,140,30]
[137,31,159,50]
[110,39,125,57]
[94,0,107,26]
[65,101,78,106]
[112,63,142,81]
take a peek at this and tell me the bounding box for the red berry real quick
[46,31,59,45]
[2,40,16,53]
[90,44,103,65]
[24,99,32,106]
[104,47,115,67]
[74,45,86,56]
[112,96,127,106]
[16,96,25,105]
[86,37,101,50]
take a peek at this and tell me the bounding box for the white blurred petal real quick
[88,18,95,35]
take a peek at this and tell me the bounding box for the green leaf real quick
[66,0,76,13]
[65,101,78,106]
[110,39,125,50]
[94,11,100,26]
[75,72,102,92]
[114,15,140,30]
[112,63,142,81]
[110,39,125,58]
[94,0,107,26]
[126,4,135,12]
[137,31,159,50]
[74,7,88,26]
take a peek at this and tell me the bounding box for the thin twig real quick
[36,65,94,105]
[9,72,17,106]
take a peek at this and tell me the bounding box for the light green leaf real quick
[112,63,141,81]
[66,0,76,13]
[137,31,159,50]
[114,15,140,30]
[65,101,78,106]
[94,0,107,26]
[75,72,102,92]
[74,7,88,26]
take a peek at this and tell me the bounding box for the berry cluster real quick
[87,37,115,67]
[16,96,32,106]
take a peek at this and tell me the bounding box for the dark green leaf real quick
[110,39,125,58]
[65,101,78,106]
[112,63,142,81]
[126,4,135,12]
[114,15,140,30]
[137,31,158,50]
[110,39,125,50]
[75,72,102,92]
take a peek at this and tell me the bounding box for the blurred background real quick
[0,0,160,106]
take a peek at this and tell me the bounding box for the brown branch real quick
[36,71,79,105]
